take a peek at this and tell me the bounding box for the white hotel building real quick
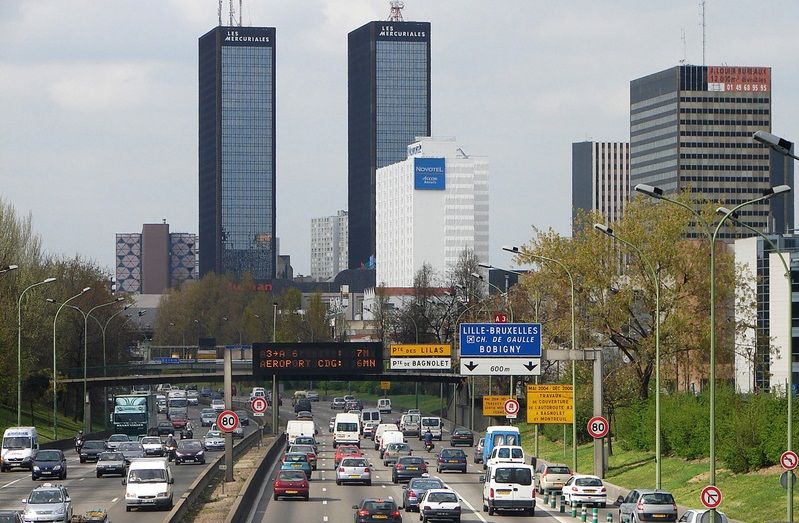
[375,137,489,287]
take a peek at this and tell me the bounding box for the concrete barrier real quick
[224,433,286,523]
[41,430,113,451]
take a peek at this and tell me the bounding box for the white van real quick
[1,427,39,471]
[333,413,361,448]
[377,398,392,414]
[360,408,382,437]
[400,413,420,436]
[378,430,404,458]
[486,445,525,468]
[286,420,316,446]
[123,458,174,511]
[373,423,399,450]
[419,417,443,440]
[481,463,536,516]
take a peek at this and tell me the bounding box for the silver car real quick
[201,408,217,426]
[95,451,126,477]
[140,436,165,456]
[335,457,372,486]
[22,484,73,522]
[383,442,412,466]
[618,489,678,523]
[117,442,145,464]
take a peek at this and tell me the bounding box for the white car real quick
[186,390,200,405]
[486,445,525,468]
[419,489,461,522]
[203,431,225,451]
[335,456,372,486]
[562,474,607,508]
[140,436,165,456]
[679,509,729,523]
[211,399,225,412]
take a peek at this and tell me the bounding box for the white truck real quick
[0,427,39,471]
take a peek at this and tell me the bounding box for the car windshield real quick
[428,492,458,503]
[454,430,470,435]
[576,477,603,487]
[441,449,465,458]
[285,454,307,462]
[178,440,202,450]
[202,410,215,416]
[547,466,571,474]
[641,493,676,504]
[141,437,161,445]
[119,443,143,451]
[35,451,61,461]
[2,436,31,449]
[99,452,124,461]
[206,431,222,438]
[411,479,444,490]
[340,448,359,455]
[28,489,63,504]
[389,443,409,451]
[401,457,424,465]
[278,471,305,481]
[127,469,166,482]
[336,422,358,431]
[495,467,533,485]
[296,437,314,445]
[109,435,128,442]
[342,458,368,467]
[83,441,104,449]
[363,501,396,511]
[422,419,439,426]
[291,446,313,454]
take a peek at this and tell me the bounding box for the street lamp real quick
[17,276,57,425]
[49,286,90,439]
[637,183,791,520]
[1,264,19,275]
[503,245,578,473]
[594,223,663,488]
[754,130,798,160]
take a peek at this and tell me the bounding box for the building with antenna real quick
[348,1,431,270]
[629,65,794,238]
[198,22,277,281]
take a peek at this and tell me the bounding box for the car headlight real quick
[53,465,61,470]
[33,466,40,471]
[54,506,66,515]
[157,491,169,497]
[125,492,136,499]
[197,451,204,455]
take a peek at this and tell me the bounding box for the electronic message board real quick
[252,342,383,376]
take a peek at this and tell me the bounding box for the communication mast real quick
[679,27,687,65]
[218,0,244,26]
[700,0,706,65]
[388,1,405,22]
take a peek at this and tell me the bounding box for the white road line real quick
[382,485,386,489]
[445,486,488,523]
[322,500,327,505]
[0,478,23,490]
[323,517,328,522]
[79,478,85,481]
[111,497,118,503]
[322,487,327,492]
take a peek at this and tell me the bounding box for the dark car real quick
[273,469,310,501]
[95,451,126,477]
[473,437,485,464]
[175,439,206,465]
[158,421,175,436]
[105,433,130,450]
[294,398,312,414]
[200,387,212,397]
[353,498,402,523]
[330,397,346,410]
[0,510,22,523]
[79,440,106,463]
[118,442,146,464]
[294,436,318,453]
[31,449,67,480]
[235,410,250,426]
[450,428,474,447]
[392,455,429,483]
[436,448,468,473]
[401,476,445,512]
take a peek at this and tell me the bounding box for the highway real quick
[249,401,622,523]
[0,400,264,522]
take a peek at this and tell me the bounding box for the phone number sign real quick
[252,342,383,376]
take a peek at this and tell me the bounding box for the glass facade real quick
[347,21,431,269]
[199,26,276,281]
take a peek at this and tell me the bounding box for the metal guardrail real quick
[224,433,286,523]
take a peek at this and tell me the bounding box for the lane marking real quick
[323,517,328,522]
[111,497,118,503]
[322,500,327,505]
[0,478,23,490]
[382,485,386,489]
[322,487,327,492]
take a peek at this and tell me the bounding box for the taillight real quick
[422,506,431,511]
[357,510,369,517]
[600,487,606,493]
[390,511,400,517]
[408,491,417,499]
[636,499,644,511]
[572,486,578,492]
[454,506,461,513]
[338,467,344,473]
[542,470,549,477]
[489,488,495,498]
[396,464,404,470]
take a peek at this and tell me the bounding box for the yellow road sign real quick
[390,344,451,357]
[526,384,573,424]
[483,395,512,417]
[380,381,391,390]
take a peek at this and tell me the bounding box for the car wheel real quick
[274,493,278,500]
[488,504,494,516]
[304,494,309,501]
[366,480,371,486]
[97,472,102,478]
[482,501,488,512]
[126,507,131,512]
[436,467,440,473]
[336,479,341,486]
[601,502,607,508]
[461,467,467,473]
[31,474,36,481]
[80,458,85,463]
[392,474,398,484]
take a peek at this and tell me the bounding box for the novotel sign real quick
[414,157,445,190]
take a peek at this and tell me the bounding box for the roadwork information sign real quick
[526,384,573,424]
[483,395,512,417]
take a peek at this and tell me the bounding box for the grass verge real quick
[0,403,104,441]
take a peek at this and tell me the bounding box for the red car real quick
[273,469,309,501]
[334,445,363,466]
[171,415,188,429]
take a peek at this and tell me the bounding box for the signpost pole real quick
[224,347,233,482]
[271,302,278,436]
[593,349,605,478]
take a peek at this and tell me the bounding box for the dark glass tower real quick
[199,26,276,281]
[348,21,431,269]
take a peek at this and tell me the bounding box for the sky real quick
[1,0,798,276]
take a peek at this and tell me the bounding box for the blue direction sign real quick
[459,323,542,357]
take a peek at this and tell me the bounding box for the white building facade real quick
[376,137,489,287]
[310,210,349,281]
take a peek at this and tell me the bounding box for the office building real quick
[572,141,630,230]
[310,210,349,281]
[376,137,488,287]
[630,65,793,239]
[199,26,276,281]
[348,18,431,269]
[734,235,799,393]
[116,222,197,294]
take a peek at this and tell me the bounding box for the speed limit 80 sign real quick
[587,416,609,439]
[217,410,240,433]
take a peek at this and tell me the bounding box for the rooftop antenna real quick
[239,0,243,26]
[229,0,234,26]
[218,0,222,26]
[679,27,687,64]
[388,1,405,21]
[700,0,706,65]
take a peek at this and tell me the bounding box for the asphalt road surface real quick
[0,400,263,523]
[249,401,622,523]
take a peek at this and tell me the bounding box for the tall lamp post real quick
[637,182,791,520]
[17,276,57,425]
[753,130,798,522]
[50,287,91,439]
[1,264,19,276]
[471,272,516,397]
[503,246,578,473]
[594,223,662,488]
[272,302,278,435]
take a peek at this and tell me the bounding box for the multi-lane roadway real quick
[0,401,262,522]
[248,401,623,523]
